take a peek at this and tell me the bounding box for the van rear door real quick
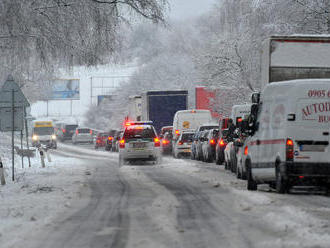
[292,98,330,163]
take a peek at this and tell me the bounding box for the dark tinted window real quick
[78,129,90,134]
[66,125,78,131]
[123,126,156,139]
[180,133,194,142]
[199,125,218,131]
[33,127,54,135]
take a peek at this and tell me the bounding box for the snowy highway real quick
[1,143,329,248]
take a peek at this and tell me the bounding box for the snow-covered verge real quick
[0,153,90,248]
[159,156,330,248]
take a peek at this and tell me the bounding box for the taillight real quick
[154,138,160,147]
[62,128,66,133]
[286,138,294,161]
[76,130,79,134]
[162,139,169,145]
[119,139,125,148]
[175,130,180,135]
[178,141,183,145]
[108,136,113,141]
[219,138,226,147]
[210,139,216,145]
[90,130,93,135]
[244,146,248,155]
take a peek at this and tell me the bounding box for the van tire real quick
[275,165,288,194]
[247,161,257,191]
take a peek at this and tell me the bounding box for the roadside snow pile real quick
[0,154,89,248]
[262,206,330,248]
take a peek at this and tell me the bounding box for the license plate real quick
[300,145,326,152]
[133,143,146,148]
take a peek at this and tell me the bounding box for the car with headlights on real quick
[32,121,57,149]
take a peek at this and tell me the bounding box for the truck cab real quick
[32,121,57,149]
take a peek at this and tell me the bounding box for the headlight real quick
[32,135,39,141]
[51,134,57,140]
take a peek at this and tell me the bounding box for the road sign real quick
[0,75,30,182]
[0,76,30,132]
[0,75,30,108]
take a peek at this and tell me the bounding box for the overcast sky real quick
[168,0,216,20]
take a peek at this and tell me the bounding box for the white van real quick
[246,79,330,193]
[172,110,213,140]
[230,104,251,126]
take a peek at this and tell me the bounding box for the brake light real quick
[76,130,79,134]
[244,146,248,155]
[119,139,125,148]
[125,122,131,126]
[162,139,169,145]
[175,130,180,135]
[108,136,113,141]
[62,128,66,133]
[178,141,183,145]
[237,117,242,123]
[286,138,294,161]
[210,139,216,145]
[219,138,226,147]
[154,138,160,147]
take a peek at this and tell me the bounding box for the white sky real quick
[168,0,216,20]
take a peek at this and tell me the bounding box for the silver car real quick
[72,128,93,144]
[119,122,160,165]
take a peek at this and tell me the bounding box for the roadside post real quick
[0,75,30,181]
[38,146,46,168]
[0,157,5,185]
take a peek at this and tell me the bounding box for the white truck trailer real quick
[261,35,330,87]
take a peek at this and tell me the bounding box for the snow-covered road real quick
[1,143,330,248]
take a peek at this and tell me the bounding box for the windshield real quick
[180,133,194,142]
[123,126,156,139]
[33,127,54,135]
[200,125,218,131]
[78,129,91,134]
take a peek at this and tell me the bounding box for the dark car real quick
[105,129,118,151]
[202,129,219,162]
[159,126,173,139]
[215,129,230,165]
[95,132,109,149]
[161,131,173,155]
[56,123,78,142]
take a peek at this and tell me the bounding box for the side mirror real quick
[251,92,260,104]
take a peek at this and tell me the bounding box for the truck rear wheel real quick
[275,165,289,194]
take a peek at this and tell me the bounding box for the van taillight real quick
[286,138,294,161]
[154,138,160,147]
[244,146,248,155]
[119,139,125,148]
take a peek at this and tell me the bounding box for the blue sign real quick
[52,79,80,99]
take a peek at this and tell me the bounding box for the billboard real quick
[51,79,80,99]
